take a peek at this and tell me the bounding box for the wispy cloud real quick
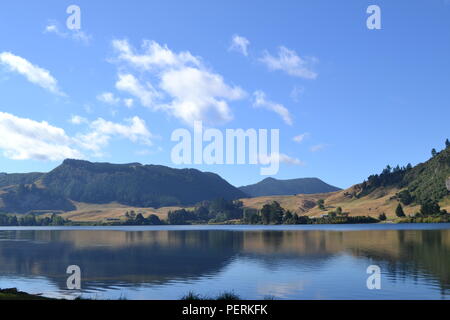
[0,52,65,95]
[259,152,305,166]
[97,92,121,105]
[70,115,88,125]
[229,35,250,56]
[253,90,293,125]
[260,46,318,79]
[293,133,309,143]
[310,144,327,152]
[44,22,92,45]
[290,85,304,103]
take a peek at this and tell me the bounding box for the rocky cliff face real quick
[446,177,450,191]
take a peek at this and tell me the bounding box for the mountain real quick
[40,159,245,208]
[0,158,247,214]
[239,177,341,197]
[0,172,44,188]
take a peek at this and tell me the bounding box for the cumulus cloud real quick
[0,112,82,161]
[76,116,153,156]
[253,90,293,125]
[160,67,245,124]
[293,133,309,143]
[229,35,250,56]
[110,39,246,125]
[115,73,159,109]
[0,112,155,161]
[260,46,317,79]
[0,52,64,95]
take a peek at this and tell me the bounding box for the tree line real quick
[0,213,69,226]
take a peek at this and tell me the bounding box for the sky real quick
[0,0,449,189]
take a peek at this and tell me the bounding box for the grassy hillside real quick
[243,142,450,219]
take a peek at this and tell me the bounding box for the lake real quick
[0,224,449,300]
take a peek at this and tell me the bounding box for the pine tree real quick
[395,203,405,217]
[431,148,437,157]
[446,139,450,149]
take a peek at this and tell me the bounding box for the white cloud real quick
[229,35,250,56]
[293,133,309,143]
[253,90,293,125]
[259,153,305,166]
[112,39,200,70]
[97,92,120,105]
[111,39,246,125]
[70,115,88,125]
[115,73,159,109]
[290,85,304,103]
[124,98,134,108]
[77,116,154,155]
[0,112,82,161]
[310,144,327,152]
[0,52,64,95]
[260,46,317,79]
[44,22,92,45]
[0,111,155,161]
[160,67,245,124]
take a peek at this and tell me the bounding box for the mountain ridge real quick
[239,177,341,197]
[0,159,246,213]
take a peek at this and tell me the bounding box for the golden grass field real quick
[241,186,450,219]
[3,182,449,222]
[60,201,180,222]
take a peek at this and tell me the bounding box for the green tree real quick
[317,199,325,210]
[420,200,440,216]
[282,210,294,224]
[147,214,162,225]
[378,213,387,221]
[431,148,437,157]
[134,213,146,225]
[395,203,405,217]
[398,189,414,205]
[446,139,450,148]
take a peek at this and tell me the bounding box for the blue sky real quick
[0,0,449,188]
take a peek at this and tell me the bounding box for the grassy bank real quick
[0,288,53,300]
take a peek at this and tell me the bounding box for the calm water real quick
[0,224,449,300]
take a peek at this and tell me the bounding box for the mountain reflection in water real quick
[0,225,449,299]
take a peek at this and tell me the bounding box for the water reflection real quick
[0,225,449,299]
